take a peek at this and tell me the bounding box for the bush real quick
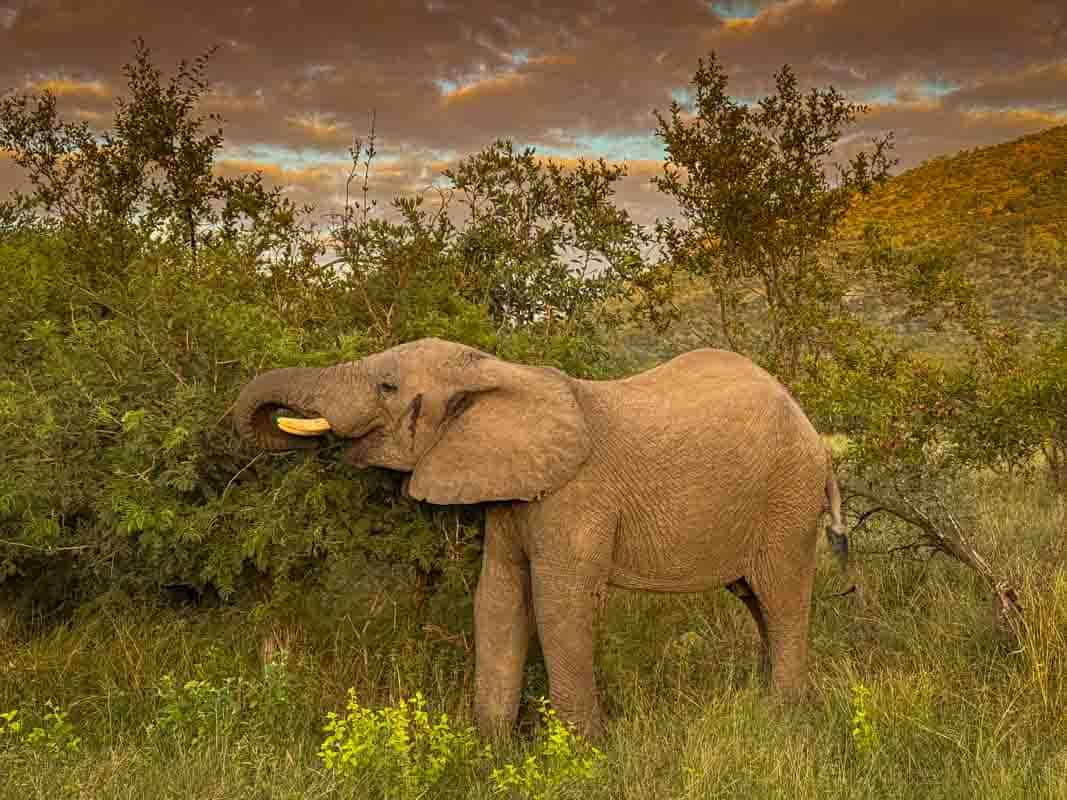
[489,698,606,799]
[0,42,648,623]
[319,690,490,797]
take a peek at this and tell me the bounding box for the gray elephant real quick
[234,337,846,738]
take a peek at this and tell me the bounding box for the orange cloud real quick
[285,115,352,145]
[527,54,578,67]
[214,158,346,188]
[721,17,754,32]
[962,108,1067,129]
[442,72,527,105]
[27,78,112,100]
[620,159,664,178]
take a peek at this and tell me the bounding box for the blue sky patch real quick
[222,144,355,169]
[524,132,667,162]
[707,1,761,20]
[866,86,898,104]
[918,80,958,98]
[433,78,459,95]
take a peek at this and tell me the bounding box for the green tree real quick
[0,38,323,290]
[649,53,1034,615]
[327,131,671,351]
[653,52,895,378]
[445,139,661,334]
[0,42,659,622]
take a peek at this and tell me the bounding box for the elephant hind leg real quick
[726,578,770,685]
[745,568,815,698]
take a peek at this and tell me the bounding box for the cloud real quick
[0,0,1063,225]
[946,61,1067,112]
[705,0,1065,91]
[961,108,1067,129]
[526,53,578,67]
[25,77,112,100]
[440,72,529,104]
[284,114,353,147]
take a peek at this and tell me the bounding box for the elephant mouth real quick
[275,414,384,467]
[345,426,385,468]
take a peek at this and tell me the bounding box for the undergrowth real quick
[1,471,1064,799]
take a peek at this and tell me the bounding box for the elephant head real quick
[233,338,592,504]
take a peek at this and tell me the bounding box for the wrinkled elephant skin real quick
[234,338,847,739]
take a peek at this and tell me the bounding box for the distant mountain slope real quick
[838,124,1067,327]
[621,125,1067,365]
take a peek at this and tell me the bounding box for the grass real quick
[1,470,1065,799]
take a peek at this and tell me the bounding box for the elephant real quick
[233,337,847,739]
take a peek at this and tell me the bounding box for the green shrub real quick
[849,683,879,756]
[489,698,606,799]
[318,690,490,797]
[0,703,81,756]
[145,649,295,746]
[0,42,645,622]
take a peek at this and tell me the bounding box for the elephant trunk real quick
[233,366,330,451]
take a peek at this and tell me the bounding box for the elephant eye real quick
[378,381,398,395]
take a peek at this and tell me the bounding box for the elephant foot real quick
[476,713,516,742]
[474,693,522,741]
[767,674,813,706]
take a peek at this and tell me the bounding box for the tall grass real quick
[1,471,1064,798]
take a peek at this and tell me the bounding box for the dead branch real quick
[841,477,1021,623]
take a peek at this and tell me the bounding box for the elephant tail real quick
[824,466,849,573]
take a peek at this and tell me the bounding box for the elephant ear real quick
[407,358,592,505]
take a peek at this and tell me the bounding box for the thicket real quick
[0,40,665,623]
[0,42,1063,632]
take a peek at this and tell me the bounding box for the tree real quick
[327,134,671,347]
[0,38,322,288]
[650,53,1031,620]
[653,53,895,379]
[445,140,661,334]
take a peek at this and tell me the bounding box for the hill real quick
[622,124,1067,364]
[839,123,1067,328]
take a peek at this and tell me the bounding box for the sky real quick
[1,0,1065,227]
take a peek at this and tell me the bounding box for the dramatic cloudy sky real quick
[1,0,1065,225]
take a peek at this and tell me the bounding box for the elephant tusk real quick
[276,416,332,436]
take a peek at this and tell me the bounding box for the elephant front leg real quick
[474,512,534,739]
[530,564,609,740]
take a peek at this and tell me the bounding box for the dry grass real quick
[1,472,1065,799]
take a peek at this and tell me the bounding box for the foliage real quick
[0,38,326,288]
[837,124,1067,329]
[653,52,895,378]
[328,131,672,348]
[0,42,649,618]
[640,56,1063,611]
[848,683,878,756]
[1,469,1066,797]
[0,703,81,756]
[319,689,490,797]
[146,649,293,745]
[443,140,666,333]
[489,698,606,799]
